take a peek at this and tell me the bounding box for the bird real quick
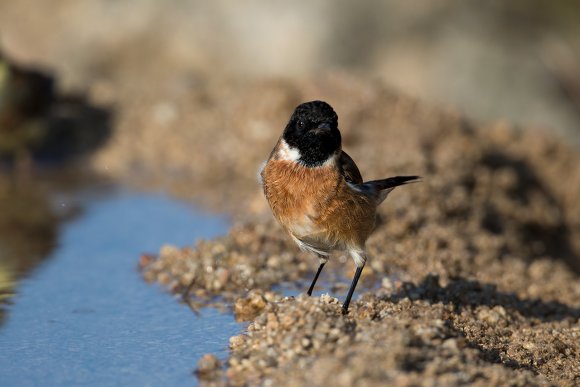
[260,100,419,314]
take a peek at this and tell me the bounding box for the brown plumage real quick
[262,144,374,256]
[260,100,419,313]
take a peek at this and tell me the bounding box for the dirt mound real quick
[133,75,580,385]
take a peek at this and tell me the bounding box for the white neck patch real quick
[277,139,301,162]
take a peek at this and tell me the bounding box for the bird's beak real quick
[313,122,331,134]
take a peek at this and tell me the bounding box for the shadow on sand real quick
[388,274,580,323]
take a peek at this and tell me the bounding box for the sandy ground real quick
[128,76,580,385]
[3,55,580,384]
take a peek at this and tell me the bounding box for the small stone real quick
[522,342,536,350]
[212,267,230,290]
[138,254,155,269]
[320,294,338,304]
[477,307,501,325]
[156,272,172,285]
[381,277,394,290]
[442,338,459,351]
[195,354,222,380]
[159,244,180,258]
[266,312,279,330]
[234,291,268,321]
[229,335,246,349]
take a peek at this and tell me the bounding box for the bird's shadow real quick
[386,274,580,323]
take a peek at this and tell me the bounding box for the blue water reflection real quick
[0,190,237,386]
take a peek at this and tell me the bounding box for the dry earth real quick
[125,76,580,385]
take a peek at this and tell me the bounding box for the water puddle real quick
[0,182,239,386]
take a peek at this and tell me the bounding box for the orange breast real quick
[261,156,376,251]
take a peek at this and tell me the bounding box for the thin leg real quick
[342,263,365,314]
[307,262,326,296]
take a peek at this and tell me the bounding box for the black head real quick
[282,100,341,166]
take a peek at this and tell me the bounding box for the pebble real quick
[195,354,222,381]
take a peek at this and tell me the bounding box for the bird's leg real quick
[307,257,327,296]
[342,263,365,314]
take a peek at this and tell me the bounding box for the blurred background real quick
[1,0,580,142]
[1,1,580,384]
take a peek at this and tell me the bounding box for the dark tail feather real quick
[363,175,420,204]
[365,175,421,190]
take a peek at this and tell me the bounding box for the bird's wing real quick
[339,151,363,184]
